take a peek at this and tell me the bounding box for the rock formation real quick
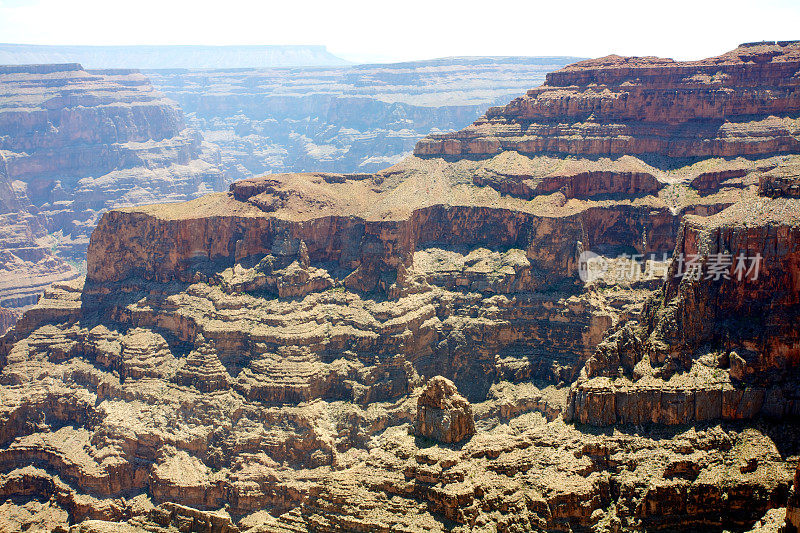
[2,42,800,532]
[565,188,800,426]
[0,307,17,335]
[0,57,581,327]
[147,56,579,178]
[0,63,224,318]
[0,148,81,310]
[415,41,800,159]
[414,376,475,443]
[787,462,800,532]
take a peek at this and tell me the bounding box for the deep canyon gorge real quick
[0,56,577,326]
[0,40,799,532]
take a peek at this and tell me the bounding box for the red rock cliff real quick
[416,41,800,158]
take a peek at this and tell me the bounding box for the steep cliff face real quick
[0,63,224,313]
[566,171,800,427]
[2,44,800,532]
[0,307,18,335]
[654,199,800,369]
[0,149,80,309]
[86,145,757,290]
[416,41,800,158]
[146,57,580,179]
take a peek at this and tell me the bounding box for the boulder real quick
[414,376,475,443]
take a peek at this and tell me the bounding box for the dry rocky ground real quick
[1,42,800,532]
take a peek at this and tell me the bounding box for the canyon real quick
[0,57,578,329]
[146,56,579,178]
[0,41,800,532]
[0,63,224,317]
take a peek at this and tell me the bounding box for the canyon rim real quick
[1,40,800,533]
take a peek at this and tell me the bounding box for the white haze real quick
[0,0,798,63]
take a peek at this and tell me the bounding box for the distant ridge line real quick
[352,56,587,69]
[0,63,83,74]
[0,44,351,69]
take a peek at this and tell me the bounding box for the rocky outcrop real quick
[0,150,80,310]
[567,161,800,427]
[416,41,800,158]
[414,376,475,443]
[759,164,800,198]
[0,307,19,335]
[0,63,224,319]
[175,341,230,393]
[786,462,800,532]
[474,168,663,199]
[651,201,800,370]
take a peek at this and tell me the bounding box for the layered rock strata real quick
[416,41,800,158]
[147,57,580,178]
[0,63,224,315]
[0,150,80,309]
[566,174,800,427]
[2,43,800,532]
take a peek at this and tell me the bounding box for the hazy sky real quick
[0,0,798,63]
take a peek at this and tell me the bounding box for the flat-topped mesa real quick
[86,159,704,293]
[415,41,800,158]
[647,193,800,377]
[85,175,586,291]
